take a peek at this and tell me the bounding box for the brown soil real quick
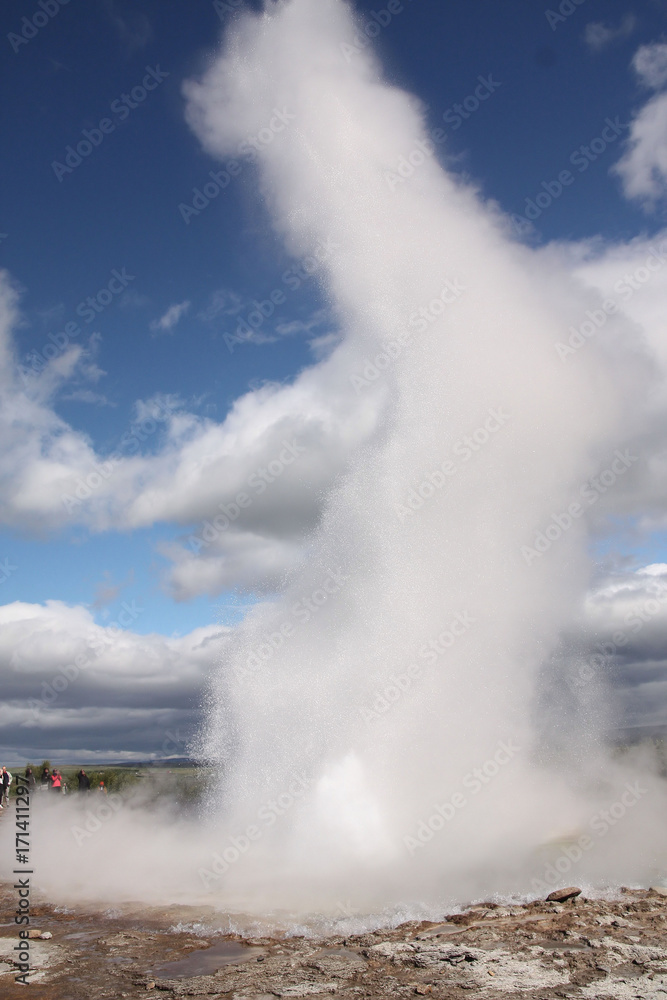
[2,883,667,999]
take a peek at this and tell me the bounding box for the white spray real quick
[181,0,664,916]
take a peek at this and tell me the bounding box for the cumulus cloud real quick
[577,563,667,734]
[149,300,191,335]
[0,269,380,595]
[584,15,637,52]
[613,42,667,208]
[0,599,228,761]
[160,529,306,602]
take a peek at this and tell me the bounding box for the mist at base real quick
[4,0,667,927]
[4,745,667,934]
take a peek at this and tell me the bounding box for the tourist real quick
[24,767,36,790]
[0,767,11,807]
[50,770,63,792]
[40,766,50,791]
[77,770,91,792]
[97,781,107,795]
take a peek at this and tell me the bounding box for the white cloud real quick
[613,43,667,207]
[584,15,637,52]
[149,300,190,334]
[614,95,667,206]
[0,269,381,596]
[633,41,667,90]
[61,389,114,406]
[198,287,243,323]
[6,563,667,760]
[577,563,667,732]
[160,529,306,601]
[275,307,330,338]
[0,599,228,760]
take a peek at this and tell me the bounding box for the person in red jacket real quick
[50,770,62,792]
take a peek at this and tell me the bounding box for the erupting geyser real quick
[182,0,665,915]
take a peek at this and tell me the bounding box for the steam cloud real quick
[4,0,667,925]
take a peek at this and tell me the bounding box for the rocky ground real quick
[2,884,667,999]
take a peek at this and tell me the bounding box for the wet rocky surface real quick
[2,884,667,998]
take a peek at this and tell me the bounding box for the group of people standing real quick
[39,767,105,794]
[30,766,67,792]
[0,765,108,807]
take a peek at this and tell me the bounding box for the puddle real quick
[154,940,265,979]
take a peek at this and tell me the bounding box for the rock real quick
[146,982,156,991]
[27,929,42,938]
[546,887,582,903]
[650,886,667,896]
[39,932,52,940]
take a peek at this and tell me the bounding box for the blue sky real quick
[3,0,667,758]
